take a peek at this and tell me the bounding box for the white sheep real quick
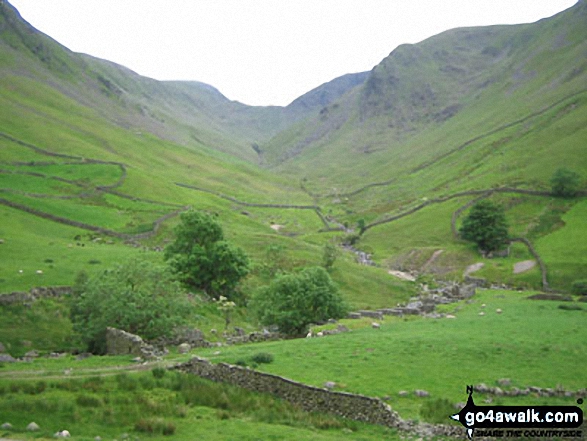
[36,270,43,275]
[372,322,381,329]
[316,331,323,337]
[306,332,312,338]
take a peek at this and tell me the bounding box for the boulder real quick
[0,354,16,363]
[27,422,40,431]
[324,381,336,389]
[178,343,191,354]
[414,389,430,397]
[1,422,12,430]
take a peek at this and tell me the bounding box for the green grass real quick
[536,199,587,290]
[194,290,587,420]
[0,370,398,441]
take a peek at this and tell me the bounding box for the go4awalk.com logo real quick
[450,386,583,439]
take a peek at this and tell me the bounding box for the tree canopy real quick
[70,257,191,354]
[164,210,249,300]
[252,266,347,336]
[459,200,509,254]
[550,167,581,198]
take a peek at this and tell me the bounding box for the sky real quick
[9,0,578,107]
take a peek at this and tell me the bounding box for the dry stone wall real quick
[173,356,402,426]
[172,357,463,438]
[0,286,71,306]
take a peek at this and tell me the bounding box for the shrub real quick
[152,367,167,379]
[76,394,103,407]
[70,257,191,353]
[550,168,581,198]
[252,266,348,336]
[571,280,587,295]
[251,352,274,364]
[420,398,456,424]
[135,417,176,435]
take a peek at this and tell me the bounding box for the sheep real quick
[372,322,381,329]
[306,331,312,338]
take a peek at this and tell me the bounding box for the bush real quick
[252,266,348,336]
[571,280,587,295]
[135,418,176,435]
[550,168,581,198]
[420,398,456,424]
[70,257,191,353]
[251,352,274,364]
[152,367,167,379]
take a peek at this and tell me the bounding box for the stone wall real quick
[173,356,402,427]
[0,286,71,306]
[172,357,463,438]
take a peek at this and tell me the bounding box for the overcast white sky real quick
[9,0,577,106]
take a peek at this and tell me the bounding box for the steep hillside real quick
[0,1,366,164]
[262,0,587,195]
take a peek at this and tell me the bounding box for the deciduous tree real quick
[459,200,509,254]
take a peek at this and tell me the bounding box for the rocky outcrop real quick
[0,286,72,306]
[105,327,162,359]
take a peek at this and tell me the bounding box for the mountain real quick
[261,0,587,197]
[0,1,365,164]
[1,0,586,296]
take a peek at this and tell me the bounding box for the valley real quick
[0,0,586,439]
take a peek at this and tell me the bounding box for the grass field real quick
[193,290,587,420]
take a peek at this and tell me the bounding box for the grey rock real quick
[336,324,350,333]
[27,422,40,431]
[347,312,361,319]
[0,354,16,363]
[177,343,191,354]
[25,350,39,358]
[414,389,430,397]
[324,381,336,389]
[497,378,511,387]
[0,342,5,353]
[1,422,12,429]
[75,352,93,360]
[475,383,489,393]
[398,390,409,397]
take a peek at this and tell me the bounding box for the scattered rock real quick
[324,381,336,390]
[445,314,456,319]
[0,342,5,353]
[94,437,102,441]
[336,324,350,333]
[75,352,92,361]
[27,422,40,431]
[347,312,361,319]
[0,354,16,363]
[177,343,191,354]
[414,389,430,397]
[464,262,484,276]
[54,429,71,438]
[1,422,12,430]
[496,308,503,314]
[513,260,536,274]
[25,350,39,358]
[478,311,485,316]
[398,391,409,397]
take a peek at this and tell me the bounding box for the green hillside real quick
[1,1,586,439]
